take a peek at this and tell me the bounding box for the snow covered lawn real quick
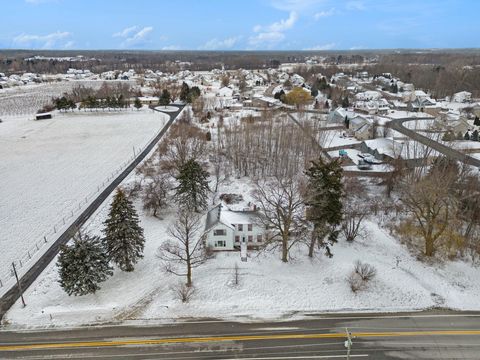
[4,190,480,328]
[0,109,168,289]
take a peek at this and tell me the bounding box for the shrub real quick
[172,283,196,303]
[354,260,377,281]
[347,272,365,293]
[347,261,377,293]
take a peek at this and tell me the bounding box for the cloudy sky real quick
[1,0,478,50]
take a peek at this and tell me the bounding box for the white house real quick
[204,204,265,251]
[453,91,472,103]
[216,86,234,97]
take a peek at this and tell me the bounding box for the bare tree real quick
[156,122,207,175]
[399,166,459,257]
[142,174,171,218]
[342,178,369,242]
[158,208,213,287]
[253,175,306,262]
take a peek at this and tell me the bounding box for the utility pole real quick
[344,327,353,360]
[12,262,26,307]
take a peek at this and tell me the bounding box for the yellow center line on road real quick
[1,330,480,352]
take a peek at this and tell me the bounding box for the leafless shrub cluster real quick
[347,261,377,293]
[171,282,196,303]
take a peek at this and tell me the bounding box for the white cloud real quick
[314,8,335,19]
[199,37,240,50]
[346,1,366,11]
[113,26,154,48]
[63,40,75,49]
[254,11,298,33]
[113,26,138,38]
[249,11,297,47]
[249,32,286,47]
[303,43,336,50]
[13,31,72,49]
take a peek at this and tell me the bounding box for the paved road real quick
[0,105,184,321]
[1,311,480,359]
[386,117,480,167]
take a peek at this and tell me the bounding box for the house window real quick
[235,236,240,242]
[213,229,226,236]
[257,234,263,242]
[215,240,226,247]
[248,224,253,231]
[248,235,253,242]
[237,224,243,231]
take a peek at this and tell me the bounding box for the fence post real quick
[12,262,26,307]
[53,225,56,233]
[44,236,47,243]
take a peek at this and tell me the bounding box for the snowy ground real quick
[0,108,168,289]
[4,174,480,328]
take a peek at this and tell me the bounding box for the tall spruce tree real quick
[103,189,145,272]
[179,82,190,102]
[174,159,209,212]
[57,232,113,296]
[304,158,344,258]
[159,89,171,107]
[134,97,142,110]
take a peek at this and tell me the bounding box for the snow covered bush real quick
[354,260,377,281]
[347,260,377,293]
[347,272,365,293]
[172,283,196,303]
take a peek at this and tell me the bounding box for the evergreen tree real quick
[57,232,113,296]
[103,189,145,272]
[474,116,480,126]
[134,97,142,110]
[159,89,171,107]
[341,96,349,108]
[456,131,464,140]
[344,116,350,129]
[174,159,210,212]
[472,130,479,141]
[464,131,471,140]
[179,82,190,102]
[310,86,319,97]
[304,158,344,258]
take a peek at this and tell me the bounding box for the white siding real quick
[206,224,235,250]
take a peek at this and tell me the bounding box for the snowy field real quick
[4,175,480,328]
[0,108,168,288]
[0,80,133,116]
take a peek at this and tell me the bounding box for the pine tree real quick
[57,232,113,296]
[474,116,480,126]
[472,130,479,141]
[174,159,210,212]
[304,158,344,258]
[103,189,145,272]
[341,96,349,108]
[134,97,142,110]
[464,132,471,140]
[179,82,190,102]
[159,89,171,107]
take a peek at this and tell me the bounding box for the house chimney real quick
[217,204,222,219]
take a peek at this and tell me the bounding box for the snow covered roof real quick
[205,204,258,232]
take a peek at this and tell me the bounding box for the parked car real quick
[357,159,372,170]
